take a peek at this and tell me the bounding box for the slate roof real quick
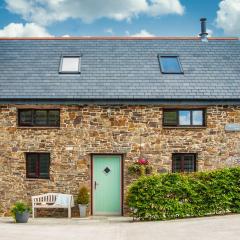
[0,37,240,103]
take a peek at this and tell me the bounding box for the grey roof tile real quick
[0,38,240,100]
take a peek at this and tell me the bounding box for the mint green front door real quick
[92,155,122,215]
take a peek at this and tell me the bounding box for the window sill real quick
[18,126,60,130]
[25,178,50,181]
[163,126,206,129]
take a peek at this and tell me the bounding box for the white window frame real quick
[59,56,81,74]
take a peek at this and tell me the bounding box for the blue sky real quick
[0,0,239,37]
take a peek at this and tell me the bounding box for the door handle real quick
[94,181,99,189]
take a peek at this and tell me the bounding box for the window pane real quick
[48,110,60,126]
[179,111,191,125]
[160,57,182,73]
[163,111,177,126]
[61,57,79,72]
[172,154,196,173]
[19,110,32,125]
[27,154,37,177]
[172,155,182,173]
[39,154,50,179]
[192,110,203,126]
[184,155,195,172]
[35,110,47,126]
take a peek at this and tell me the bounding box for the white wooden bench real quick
[32,193,74,218]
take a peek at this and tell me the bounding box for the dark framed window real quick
[159,56,183,74]
[18,109,60,127]
[26,153,50,179]
[59,56,81,73]
[172,153,197,173]
[163,109,205,127]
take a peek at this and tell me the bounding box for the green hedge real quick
[126,167,240,220]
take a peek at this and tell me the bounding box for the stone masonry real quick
[0,104,240,216]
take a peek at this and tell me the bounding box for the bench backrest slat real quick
[32,193,60,205]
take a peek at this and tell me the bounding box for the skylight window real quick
[59,56,81,73]
[159,56,183,74]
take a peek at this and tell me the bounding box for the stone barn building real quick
[0,27,240,216]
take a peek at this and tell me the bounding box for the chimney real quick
[199,18,208,41]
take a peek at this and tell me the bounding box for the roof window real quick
[59,56,81,73]
[159,56,183,74]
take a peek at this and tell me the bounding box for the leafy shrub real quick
[11,202,31,220]
[126,167,240,220]
[76,186,89,205]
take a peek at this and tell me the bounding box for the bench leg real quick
[68,207,71,218]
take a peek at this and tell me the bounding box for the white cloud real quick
[130,29,155,37]
[207,29,213,37]
[5,0,185,26]
[216,0,240,35]
[147,0,184,16]
[0,22,52,37]
[125,30,130,36]
[104,28,114,35]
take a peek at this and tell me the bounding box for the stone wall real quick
[0,104,240,216]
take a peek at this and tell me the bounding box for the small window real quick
[26,153,50,179]
[35,110,48,126]
[59,56,81,73]
[172,153,196,173]
[179,110,191,125]
[19,110,32,126]
[163,110,178,126]
[159,56,183,74]
[18,109,60,127]
[48,110,60,126]
[163,109,205,127]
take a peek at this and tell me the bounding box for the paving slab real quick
[0,215,240,240]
